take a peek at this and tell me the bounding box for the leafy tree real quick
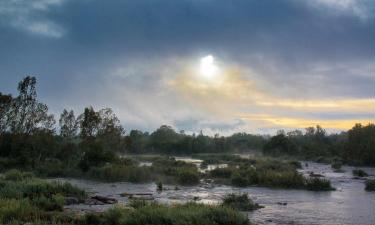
[7,76,55,134]
[97,108,124,151]
[79,106,101,139]
[263,133,297,156]
[0,92,12,134]
[59,109,79,139]
[344,123,375,166]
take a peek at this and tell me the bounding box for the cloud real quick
[309,0,373,20]
[0,0,66,37]
[1,0,375,134]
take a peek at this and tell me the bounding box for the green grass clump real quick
[365,180,375,191]
[0,199,39,223]
[112,203,250,225]
[222,194,262,211]
[3,169,34,181]
[352,169,368,177]
[0,170,86,218]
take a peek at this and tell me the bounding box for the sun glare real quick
[200,55,218,78]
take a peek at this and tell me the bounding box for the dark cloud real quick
[1,0,375,133]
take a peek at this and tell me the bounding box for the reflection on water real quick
[52,161,375,225]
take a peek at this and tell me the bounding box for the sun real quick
[200,55,218,78]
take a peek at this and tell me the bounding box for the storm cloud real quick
[1,0,374,134]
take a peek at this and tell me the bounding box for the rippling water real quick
[51,162,375,225]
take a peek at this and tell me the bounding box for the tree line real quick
[263,124,375,166]
[0,77,374,171]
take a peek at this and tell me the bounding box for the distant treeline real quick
[0,77,374,170]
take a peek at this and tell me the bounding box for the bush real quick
[177,169,200,185]
[352,169,368,177]
[331,161,342,170]
[231,173,249,187]
[210,167,233,178]
[305,178,334,191]
[365,180,375,191]
[222,194,262,211]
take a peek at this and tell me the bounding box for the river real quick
[51,161,375,225]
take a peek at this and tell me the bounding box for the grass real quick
[0,170,86,224]
[96,203,252,225]
[206,157,335,191]
[222,194,262,211]
[87,156,201,185]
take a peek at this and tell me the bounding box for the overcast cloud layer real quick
[1,0,375,134]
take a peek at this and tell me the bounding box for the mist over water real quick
[53,160,375,225]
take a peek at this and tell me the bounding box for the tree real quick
[263,133,297,156]
[79,106,101,139]
[0,92,12,134]
[59,109,79,139]
[97,108,124,151]
[7,76,55,134]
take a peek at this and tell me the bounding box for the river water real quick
[51,161,375,225]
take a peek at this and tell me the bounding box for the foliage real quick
[0,170,86,224]
[352,169,368,177]
[99,203,251,225]
[365,180,375,191]
[222,194,262,211]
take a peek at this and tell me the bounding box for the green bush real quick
[231,173,249,187]
[365,180,375,191]
[331,161,342,170]
[222,194,262,211]
[352,169,368,177]
[177,169,200,185]
[210,167,233,178]
[305,178,334,191]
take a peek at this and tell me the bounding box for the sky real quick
[1,0,375,135]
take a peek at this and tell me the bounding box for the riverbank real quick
[51,161,375,225]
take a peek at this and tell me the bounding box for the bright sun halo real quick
[200,55,218,78]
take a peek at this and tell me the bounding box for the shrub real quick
[210,167,233,178]
[231,173,249,187]
[177,169,200,185]
[365,180,375,191]
[305,178,334,191]
[331,161,342,170]
[352,169,368,177]
[222,194,262,211]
